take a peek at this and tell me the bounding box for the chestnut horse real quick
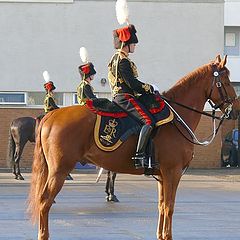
[28,55,240,240]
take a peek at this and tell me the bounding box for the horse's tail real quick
[7,126,15,167]
[27,118,48,224]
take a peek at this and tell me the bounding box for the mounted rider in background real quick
[77,47,97,105]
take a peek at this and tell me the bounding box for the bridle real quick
[207,64,235,118]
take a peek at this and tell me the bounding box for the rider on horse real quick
[43,71,73,181]
[43,71,59,113]
[77,47,97,105]
[77,47,119,202]
[108,24,156,169]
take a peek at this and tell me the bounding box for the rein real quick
[160,95,222,120]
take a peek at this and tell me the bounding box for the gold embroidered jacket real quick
[77,80,96,106]
[108,50,153,97]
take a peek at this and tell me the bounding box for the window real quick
[0,0,73,2]
[27,92,63,106]
[73,93,78,105]
[72,92,102,105]
[224,27,240,56]
[0,92,26,104]
[225,33,236,47]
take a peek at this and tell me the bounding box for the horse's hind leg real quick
[15,161,24,180]
[108,172,119,202]
[38,171,66,240]
[12,163,18,179]
[12,162,16,179]
[14,142,25,180]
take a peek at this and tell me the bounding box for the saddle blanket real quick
[86,94,174,151]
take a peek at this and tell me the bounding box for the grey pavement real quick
[0,168,240,240]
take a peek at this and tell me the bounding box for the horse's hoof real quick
[17,175,24,180]
[65,174,73,180]
[108,195,119,202]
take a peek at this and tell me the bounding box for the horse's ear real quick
[220,55,227,68]
[215,54,221,64]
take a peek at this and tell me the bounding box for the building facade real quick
[1,0,238,168]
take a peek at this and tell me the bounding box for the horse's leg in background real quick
[160,169,182,240]
[12,163,18,179]
[105,170,111,200]
[14,140,27,180]
[15,161,24,180]
[66,173,74,180]
[7,128,19,179]
[157,179,164,240]
[108,172,119,202]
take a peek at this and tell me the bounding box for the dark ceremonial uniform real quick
[108,50,155,126]
[77,80,97,105]
[110,22,155,168]
[44,93,59,113]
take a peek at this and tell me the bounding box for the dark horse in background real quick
[7,117,36,180]
[7,116,119,201]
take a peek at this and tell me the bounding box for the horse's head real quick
[206,55,240,120]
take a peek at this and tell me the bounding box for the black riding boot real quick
[132,125,153,168]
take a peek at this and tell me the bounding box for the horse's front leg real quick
[157,179,164,240]
[161,170,181,240]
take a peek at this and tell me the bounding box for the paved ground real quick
[0,168,240,240]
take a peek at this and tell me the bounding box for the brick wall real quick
[0,108,237,169]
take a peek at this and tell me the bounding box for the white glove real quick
[151,84,160,93]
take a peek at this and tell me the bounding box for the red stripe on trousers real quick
[124,94,152,125]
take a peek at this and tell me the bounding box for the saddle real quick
[86,94,174,152]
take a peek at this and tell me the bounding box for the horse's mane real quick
[163,63,211,100]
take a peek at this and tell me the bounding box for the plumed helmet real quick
[113,24,138,49]
[44,81,56,91]
[113,0,138,49]
[42,71,56,91]
[78,47,96,80]
[78,62,96,80]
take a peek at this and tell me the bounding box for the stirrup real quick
[132,153,147,169]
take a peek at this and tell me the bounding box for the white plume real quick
[116,0,129,25]
[79,47,89,63]
[43,71,50,83]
